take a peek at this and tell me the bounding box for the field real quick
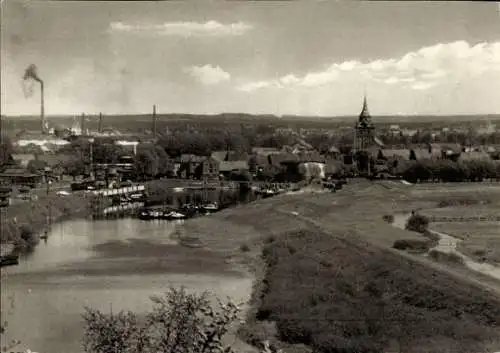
[171,180,500,352]
[416,186,500,265]
[432,222,500,264]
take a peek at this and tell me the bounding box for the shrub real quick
[263,235,276,244]
[393,238,433,253]
[405,214,430,233]
[82,286,242,353]
[382,214,394,223]
[428,250,465,265]
[240,243,251,252]
[437,197,490,208]
[13,225,39,251]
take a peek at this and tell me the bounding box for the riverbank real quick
[0,193,90,255]
[1,217,259,353]
[175,181,500,352]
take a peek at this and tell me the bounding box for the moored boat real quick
[163,211,186,220]
[202,202,219,212]
[0,254,19,268]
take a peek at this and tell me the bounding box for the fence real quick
[429,216,500,222]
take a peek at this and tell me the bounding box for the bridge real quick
[90,184,146,218]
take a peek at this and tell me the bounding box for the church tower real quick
[353,95,375,152]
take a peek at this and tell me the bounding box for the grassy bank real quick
[249,228,500,352]
[0,193,90,253]
[173,181,500,352]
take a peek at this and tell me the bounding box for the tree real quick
[405,213,430,233]
[63,159,87,180]
[92,142,126,164]
[0,134,13,166]
[26,159,47,174]
[82,287,242,353]
[230,169,252,182]
[135,147,159,180]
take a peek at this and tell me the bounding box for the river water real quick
[1,217,255,353]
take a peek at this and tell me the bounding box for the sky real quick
[1,0,500,117]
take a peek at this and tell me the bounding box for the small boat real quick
[129,192,144,200]
[0,254,19,268]
[180,203,199,210]
[163,211,186,220]
[139,209,163,220]
[260,189,278,198]
[202,202,219,212]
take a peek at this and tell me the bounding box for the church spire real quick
[359,93,371,122]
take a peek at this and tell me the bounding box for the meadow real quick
[414,185,500,265]
[174,180,500,352]
[431,222,500,264]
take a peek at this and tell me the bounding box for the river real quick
[1,217,255,353]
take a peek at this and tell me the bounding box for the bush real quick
[382,214,394,223]
[13,225,39,251]
[437,197,490,208]
[240,243,251,252]
[428,250,465,265]
[393,238,433,253]
[405,214,430,233]
[82,286,242,353]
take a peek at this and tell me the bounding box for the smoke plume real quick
[22,78,35,98]
[23,64,43,83]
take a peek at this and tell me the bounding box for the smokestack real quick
[40,81,45,134]
[81,113,85,135]
[23,64,44,134]
[98,113,103,134]
[152,105,157,138]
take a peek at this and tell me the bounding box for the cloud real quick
[237,40,500,92]
[109,21,253,37]
[237,66,339,92]
[410,81,437,91]
[184,65,230,85]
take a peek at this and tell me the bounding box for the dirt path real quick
[392,213,500,285]
[276,207,500,297]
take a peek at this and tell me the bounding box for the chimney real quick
[98,113,103,134]
[81,113,85,135]
[40,81,45,134]
[152,105,157,138]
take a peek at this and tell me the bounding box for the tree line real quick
[399,158,500,183]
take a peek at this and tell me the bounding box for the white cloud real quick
[237,40,500,92]
[238,81,278,92]
[109,21,253,37]
[410,81,437,91]
[184,65,230,85]
[237,66,339,92]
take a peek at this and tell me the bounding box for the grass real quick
[421,205,500,219]
[431,222,500,265]
[428,249,465,266]
[168,180,500,352]
[406,184,500,266]
[255,228,500,353]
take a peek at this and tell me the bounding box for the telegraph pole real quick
[152,104,157,139]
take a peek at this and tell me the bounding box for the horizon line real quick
[2,113,500,119]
